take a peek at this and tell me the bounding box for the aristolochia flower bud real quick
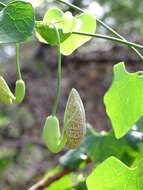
[43,89,86,154]
[15,80,25,104]
[0,76,15,106]
[64,88,86,149]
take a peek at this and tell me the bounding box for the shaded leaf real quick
[60,149,87,170]
[60,125,138,169]
[82,130,138,166]
[0,1,35,43]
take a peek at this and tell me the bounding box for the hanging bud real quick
[15,80,25,104]
[64,88,86,149]
[43,116,61,153]
[0,76,15,106]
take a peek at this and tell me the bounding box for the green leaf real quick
[44,174,73,190]
[135,117,143,132]
[44,166,62,180]
[60,124,138,171]
[137,158,143,177]
[36,24,70,46]
[36,8,70,45]
[86,156,139,190]
[43,8,63,25]
[62,11,77,33]
[73,180,88,190]
[60,13,96,55]
[36,8,96,55]
[0,1,35,43]
[82,130,138,166]
[104,62,143,139]
[60,149,87,170]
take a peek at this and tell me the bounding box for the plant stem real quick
[56,0,143,61]
[36,21,143,50]
[51,24,61,116]
[72,31,143,50]
[16,43,22,80]
[0,2,5,6]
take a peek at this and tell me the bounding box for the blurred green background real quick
[0,0,143,189]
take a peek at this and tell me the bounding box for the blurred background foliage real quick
[0,0,143,189]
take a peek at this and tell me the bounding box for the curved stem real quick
[16,43,22,80]
[56,0,143,61]
[51,24,62,116]
[72,31,143,50]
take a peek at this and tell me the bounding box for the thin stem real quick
[36,21,143,50]
[72,31,143,50]
[56,0,143,61]
[0,2,5,6]
[16,43,22,80]
[51,24,62,116]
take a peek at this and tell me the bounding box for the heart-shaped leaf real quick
[36,8,96,55]
[86,156,139,190]
[36,8,70,45]
[61,13,96,55]
[0,1,35,43]
[104,62,143,139]
[62,11,77,33]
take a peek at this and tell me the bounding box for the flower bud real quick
[15,80,25,104]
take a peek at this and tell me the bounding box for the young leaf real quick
[36,9,96,55]
[36,8,70,45]
[62,12,77,33]
[0,1,35,43]
[43,7,63,26]
[61,13,96,55]
[86,156,139,190]
[104,62,143,138]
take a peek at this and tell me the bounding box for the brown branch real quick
[28,158,91,190]
[28,168,70,190]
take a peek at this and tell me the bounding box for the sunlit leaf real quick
[104,62,143,138]
[86,156,139,190]
[44,174,73,190]
[61,13,96,55]
[62,12,77,33]
[36,8,96,55]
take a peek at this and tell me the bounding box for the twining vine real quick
[0,0,143,190]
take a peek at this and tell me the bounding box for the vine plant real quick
[0,0,143,190]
